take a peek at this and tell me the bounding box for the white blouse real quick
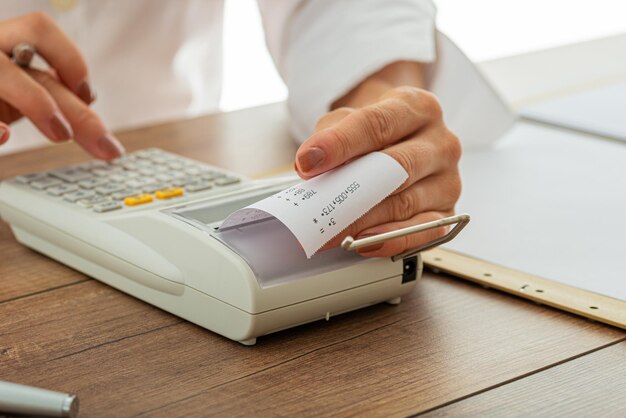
[0,0,436,155]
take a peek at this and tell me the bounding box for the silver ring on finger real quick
[12,42,36,68]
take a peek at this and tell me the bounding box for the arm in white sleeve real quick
[257,0,437,142]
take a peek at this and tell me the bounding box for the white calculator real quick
[0,148,423,345]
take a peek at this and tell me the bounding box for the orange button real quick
[124,194,153,206]
[155,187,184,199]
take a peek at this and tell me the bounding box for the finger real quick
[296,87,441,176]
[357,211,452,257]
[0,54,72,142]
[28,69,124,160]
[0,12,95,103]
[0,122,10,145]
[314,107,353,131]
[381,127,461,193]
[0,101,22,125]
[295,107,354,178]
[319,173,461,251]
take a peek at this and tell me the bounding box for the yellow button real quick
[155,187,184,200]
[124,194,153,206]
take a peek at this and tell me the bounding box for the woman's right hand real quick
[0,12,124,159]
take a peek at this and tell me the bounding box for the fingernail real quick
[77,80,96,104]
[97,134,125,159]
[356,233,384,253]
[49,112,73,142]
[0,127,8,144]
[297,147,325,173]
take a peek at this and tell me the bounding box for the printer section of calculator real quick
[0,149,421,345]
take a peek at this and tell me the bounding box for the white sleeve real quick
[257,0,437,142]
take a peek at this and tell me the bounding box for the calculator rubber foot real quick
[386,297,402,306]
[239,338,257,346]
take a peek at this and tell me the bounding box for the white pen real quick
[0,380,79,418]
[341,213,471,260]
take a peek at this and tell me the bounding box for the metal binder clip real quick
[341,213,471,262]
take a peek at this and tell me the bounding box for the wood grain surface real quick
[422,341,626,417]
[1,272,623,417]
[0,104,625,417]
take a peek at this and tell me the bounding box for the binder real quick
[422,34,626,328]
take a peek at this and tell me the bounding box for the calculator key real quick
[14,173,48,184]
[93,201,123,213]
[214,176,241,186]
[132,150,151,158]
[120,161,143,171]
[124,194,153,206]
[110,189,139,200]
[78,177,109,189]
[126,178,157,189]
[179,159,197,167]
[202,172,226,181]
[113,163,141,179]
[138,167,157,176]
[155,187,184,199]
[47,184,79,196]
[77,195,111,208]
[93,166,124,176]
[124,170,140,178]
[167,161,185,170]
[111,155,140,165]
[95,183,126,195]
[142,183,170,194]
[31,177,64,190]
[186,181,213,193]
[170,176,198,187]
[134,159,154,167]
[49,168,92,183]
[109,172,139,182]
[111,189,138,200]
[154,173,174,183]
[168,171,187,180]
[184,166,210,176]
[150,156,170,164]
[64,190,96,203]
[77,160,108,170]
[108,174,127,183]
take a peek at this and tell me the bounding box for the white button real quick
[47,184,79,196]
[64,190,95,203]
[93,201,123,213]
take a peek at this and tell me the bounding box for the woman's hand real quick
[295,62,461,257]
[0,12,123,159]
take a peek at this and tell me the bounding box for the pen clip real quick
[341,213,471,262]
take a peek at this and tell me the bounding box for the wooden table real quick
[1,103,625,417]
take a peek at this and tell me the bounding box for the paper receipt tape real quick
[220,152,470,259]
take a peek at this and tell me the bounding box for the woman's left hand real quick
[295,85,462,257]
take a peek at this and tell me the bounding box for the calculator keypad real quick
[13,148,242,213]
